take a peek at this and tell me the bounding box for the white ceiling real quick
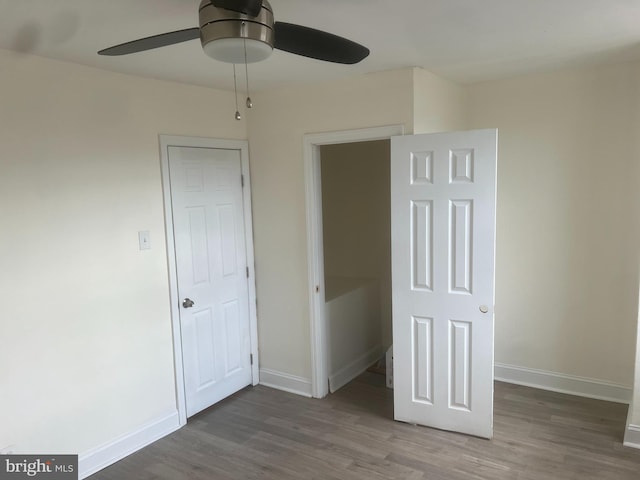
[1,0,640,91]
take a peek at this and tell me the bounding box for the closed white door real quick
[169,146,253,417]
[391,129,497,438]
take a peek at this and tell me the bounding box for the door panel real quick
[169,146,252,417]
[392,129,497,439]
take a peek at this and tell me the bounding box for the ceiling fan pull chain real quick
[244,38,253,109]
[233,63,241,121]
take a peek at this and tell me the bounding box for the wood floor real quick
[90,373,640,479]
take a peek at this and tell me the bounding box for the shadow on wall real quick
[9,10,79,55]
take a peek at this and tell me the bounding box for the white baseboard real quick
[495,363,632,404]
[329,345,383,393]
[259,369,313,397]
[79,411,181,479]
[624,424,640,449]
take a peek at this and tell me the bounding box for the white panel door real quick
[391,129,497,438]
[169,146,252,417]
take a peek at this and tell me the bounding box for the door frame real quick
[303,125,404,399]
[159,135,260,426]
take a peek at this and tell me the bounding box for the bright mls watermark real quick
[0,455,77,480]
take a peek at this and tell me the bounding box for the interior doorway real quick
[304,125,404,399]
[320,140,392,393]
[306,126,498,440]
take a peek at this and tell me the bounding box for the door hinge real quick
[246,266,250,278]
[241,174,245,188]
[250,353,254,365]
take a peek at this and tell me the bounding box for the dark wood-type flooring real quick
[90,373,640,479]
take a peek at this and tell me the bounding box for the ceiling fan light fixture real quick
[199,0,274,64]
[203,37,273,64]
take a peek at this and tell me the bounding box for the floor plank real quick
[90,374,640,479]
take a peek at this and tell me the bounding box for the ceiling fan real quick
[98,0,370,65]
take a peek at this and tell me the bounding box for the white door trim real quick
[159,135,259,426]
[303,125,404,398]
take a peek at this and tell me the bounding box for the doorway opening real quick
[320,140,392,393]
[304,125,404,399]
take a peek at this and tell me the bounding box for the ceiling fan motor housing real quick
[199,0,274,63]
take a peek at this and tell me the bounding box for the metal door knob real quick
[183,298,195,308]
[479,305,489,313]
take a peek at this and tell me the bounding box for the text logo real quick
[0,456,77,480]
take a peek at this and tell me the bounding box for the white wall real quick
[321,140,391,350]
[4,42,640,461]
[0,49,245,456]
[324,277,381,390]
[468,63,640,387]
[413,68,468,133]
[248,69,415,380]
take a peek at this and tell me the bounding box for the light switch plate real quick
[138,231,151,250]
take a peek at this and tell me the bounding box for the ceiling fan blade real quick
[274,22,369,65]
[210,0,262,17]
[98,28,200,56]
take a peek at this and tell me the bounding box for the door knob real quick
[479,305,489,313]
[183,298,195,308]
